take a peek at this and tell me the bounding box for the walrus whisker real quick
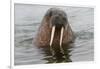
[50,26,55,56]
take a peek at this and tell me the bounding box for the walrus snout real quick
[50,15,67,29]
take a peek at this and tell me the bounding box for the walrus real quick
[33,8,75,57]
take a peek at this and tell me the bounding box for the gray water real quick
[14,4,94,65]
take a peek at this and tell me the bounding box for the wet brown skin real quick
[33,8,75,48]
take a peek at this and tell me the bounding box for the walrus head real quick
[45,8,68,46]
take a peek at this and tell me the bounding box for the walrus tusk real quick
[59,27,65,55]
[50,26,55,46]
[50,26,55,56]
[60,27,64,46]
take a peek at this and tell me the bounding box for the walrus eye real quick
[49,11,52,17]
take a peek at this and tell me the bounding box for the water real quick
[14,4,94,65]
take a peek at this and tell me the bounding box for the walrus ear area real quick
[45,9,53,17]
[44,11,52,22]
[49,11,52,17]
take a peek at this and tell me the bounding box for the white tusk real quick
[50,26,55,46]
[60,27,64,46]
[60,27,65,55]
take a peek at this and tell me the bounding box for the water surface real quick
[14,4,94,65]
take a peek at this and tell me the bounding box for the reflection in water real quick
[38,43,74,63]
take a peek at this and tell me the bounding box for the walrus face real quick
[46,8,68,46]
[47,8,68,29]
[50,13,67,29]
